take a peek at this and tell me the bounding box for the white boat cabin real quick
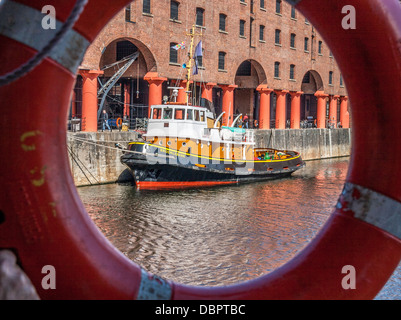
[144,104,255,145]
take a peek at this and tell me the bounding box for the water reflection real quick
[78,157,400,299]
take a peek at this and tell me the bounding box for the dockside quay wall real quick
[254,128,352,161]
[67,129,351,187]
[67,131,139,187]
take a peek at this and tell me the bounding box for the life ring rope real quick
[0,0,401,300]
[0,0,89,86]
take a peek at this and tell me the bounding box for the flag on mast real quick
[171,41,186,50]
[194,40,203,57]
[192,40,202,75]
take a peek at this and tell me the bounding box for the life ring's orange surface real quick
[1,0,401,300]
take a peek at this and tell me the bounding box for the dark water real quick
[78,157,400,300]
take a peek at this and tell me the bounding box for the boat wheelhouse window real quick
[200,110,205,122]
[186,109,193,120]
[164,108,173,119]
[194,109,200,121]
[174,108,185,120]
[152,108,162,119]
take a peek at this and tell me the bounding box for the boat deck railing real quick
[219,126,255,144]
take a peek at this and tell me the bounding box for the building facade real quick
[73,0,350,132]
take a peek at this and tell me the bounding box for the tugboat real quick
[120,27,305,189]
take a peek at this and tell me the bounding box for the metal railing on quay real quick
[67,115,346,133]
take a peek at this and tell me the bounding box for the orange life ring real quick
[1,0,401,300]
[116,117,123,128]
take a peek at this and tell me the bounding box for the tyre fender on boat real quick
[1,0,401,299]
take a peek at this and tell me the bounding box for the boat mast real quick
[185,25,202,105]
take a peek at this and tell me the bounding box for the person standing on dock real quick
[102,109,111,132]
[243,114,249,129]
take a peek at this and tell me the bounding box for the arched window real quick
[302,71,311,83]
[116,41,137,61]
[236,61,252,76]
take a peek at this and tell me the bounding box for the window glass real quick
[174,108,185,120]
[170,42,178,63]
[240,20,245,36]
[125,5,131,22]
[196,8,204,26]
[143,0,151,14]
[200,111,205,122]
[290,64,295,80]
[304,37,309,51]
[290,33,296,48]
[164,108,173,119]
[276,0,281,14]
[329,71,333,85]
[219,14,226,31]
[194,110,200,121]
[186,109,193,120]
[274,62,280,78]
[152,108,162,119]
[116,40,137,61]
[259,25,265,41]
[275,29,281,44]
[291,6,296,19]
[170,1,179,20]
[218,52,226,70]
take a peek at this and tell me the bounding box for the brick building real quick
[73,0,350,132]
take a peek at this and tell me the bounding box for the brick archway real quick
[94,38,158,121]
[301,69,324,94]
[299,70,325,123]
[234,59,267,123]
[99,37,157,78]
